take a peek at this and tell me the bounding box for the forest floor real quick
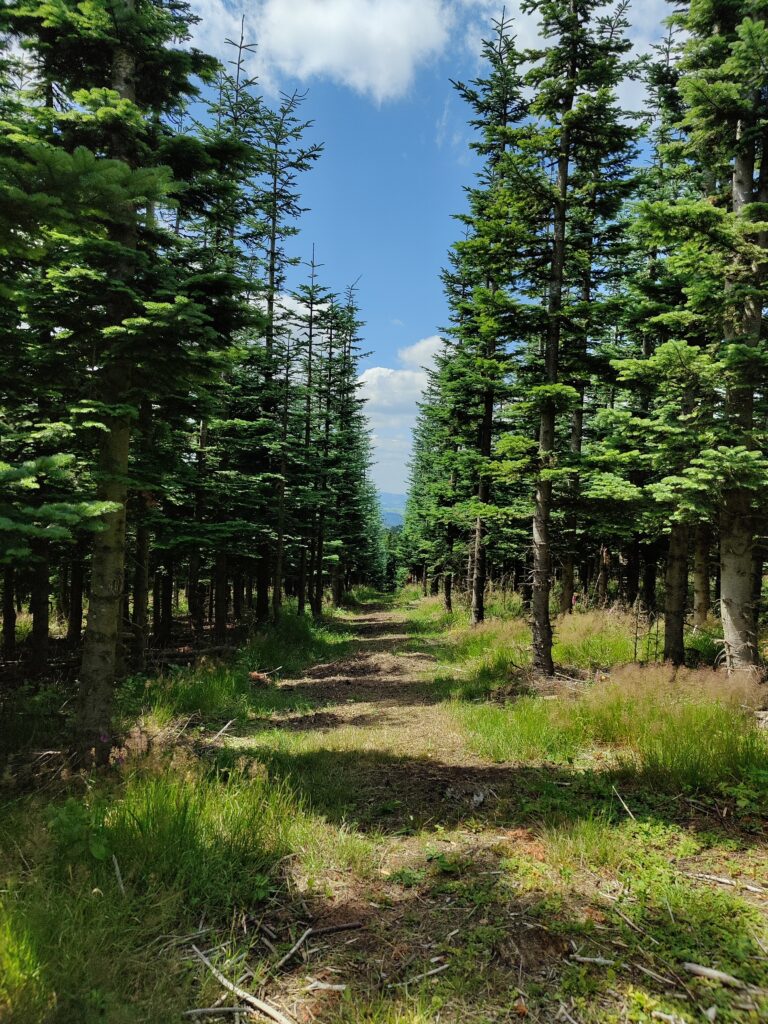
[3,593,768,1023]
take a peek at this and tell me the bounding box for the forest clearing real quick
[2,590,768,1023]
[4,0,768,1021]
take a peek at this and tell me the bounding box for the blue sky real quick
[189,0,668,493]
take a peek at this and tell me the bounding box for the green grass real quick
[452,671,768,797]
[453,696,582,763]
[539,812,630,872]
[0,753,378,1023]
[4,592,768,1024]
[116,608,353,725]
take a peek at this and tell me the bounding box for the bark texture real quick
[663,524,688,665]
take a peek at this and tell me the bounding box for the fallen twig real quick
[631,962,676,987]
[273,929,313,972]
[112,855,126,896]
[682,962,759,991]
[310,921,363,937]
[210,719,236,743]
[570,955,615,966]
[388,963,450,988]
[183,1010,253,1019]
[688,872,766,896]
[304,981,347,993]
[611,785,636,821]
[610,906,660,944]
[557,1004,581,1024]
[192,945,296,1024]
[272,921,363,972]
[684,960,768,996]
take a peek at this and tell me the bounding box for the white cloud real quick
[398,335,444,370]
[360,336,443,491]
[189,0,669,107]
[254,0,453,103]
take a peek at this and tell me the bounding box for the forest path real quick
[230,600,510,831]
[217,600,768,1023]
[263,603,475,764]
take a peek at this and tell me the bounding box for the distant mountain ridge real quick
[379,491,407,527]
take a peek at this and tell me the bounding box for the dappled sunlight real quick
[3,596,768,1023]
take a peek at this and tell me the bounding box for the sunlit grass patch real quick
[553,610,649,669]
[453,696,581,763]
[0,748,379,1023]
[539,812,629,873]
[452,665,768,794]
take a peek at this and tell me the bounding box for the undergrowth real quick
[116,608,353,726]
[454,666,768,798]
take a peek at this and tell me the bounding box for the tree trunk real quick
[444,571,453,613]
[58,562,70,622]
[256,546,270,624]
[596,546,610,606]
[30,546,50,675]
[313,523,324,618]
[471,383,493,626]
[272,481,285,622]
[721,491,758,668]
[532,51,574,675]
[131,519,150,670]
[214,552,228,640]
[159,559,173,645]
[188,552,204,635]
[297,548,307,616]
[233,573,244,622]
[663,523,688,665]
[625,537,640,607]
[692,526,711,627]
[78,410,131,761]
[719,133,761,670]
[560,555,575,615]
[470,505,487,624]
[77,8,136,763]
[3,566,16,658]
[152,568,161,639]
[751,546,763,649]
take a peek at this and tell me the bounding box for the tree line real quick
[0,0,384,763]
[402,0,768,674]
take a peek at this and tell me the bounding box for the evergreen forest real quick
[3,2,768,1023]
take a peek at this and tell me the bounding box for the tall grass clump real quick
[539,812,629,872]
[454,697,581,763]
[624,700,768,790]
[50,765,296,915]
[453,660,768,792]
[577,667,768,788]
[102,769,295,910]
[553,611,640,669]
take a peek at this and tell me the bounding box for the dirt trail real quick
[267,605,475,765]
[224,603,768,1023]
[231,604,551,1021]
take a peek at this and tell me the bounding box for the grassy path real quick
[3,596,767,1024]
[214,597,768,1024]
